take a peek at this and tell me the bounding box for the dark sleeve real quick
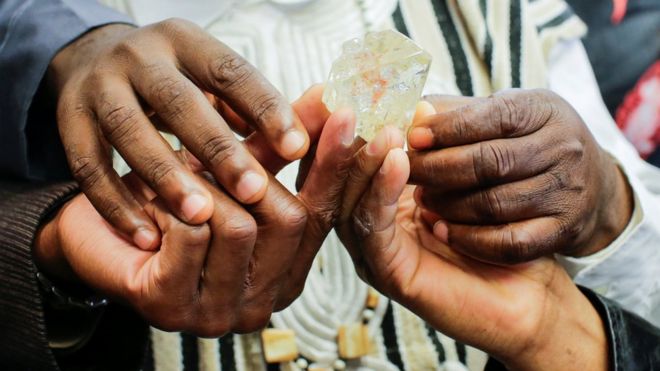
[0,0,133,181]
[0,181,150,370]
[581,287,660,370]
[484,287,660,371]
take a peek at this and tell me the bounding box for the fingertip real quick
[433,220,449,243]
[181,192,214,223]
[408,127,434,150]
[235,170,269,204]
[133,227,161,250]
[413,101,437,124]
[280,129,309,160]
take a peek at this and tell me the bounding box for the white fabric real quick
[548,40,660,327]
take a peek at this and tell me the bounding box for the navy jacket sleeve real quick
[0,0,132,181]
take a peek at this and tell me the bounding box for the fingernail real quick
[433,221,449,243]
[339,111,356,146]
[380,150,395,175]
[366,129,389,156]
[281,130,307,158]
[236,171,267,202]
[408,127,434,149]
[182,193,210,222]
[413,101,437,123]
[134,228,157,250]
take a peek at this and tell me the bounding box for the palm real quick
[371,185,562,357]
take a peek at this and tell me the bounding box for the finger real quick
[130,63,269,204]
[239,176,307,319]
[418,170,571,224]
[211,95,254,137]
[244,84,330,175]
[408,134,554,191]
[143,198,210,302]
[57,102,160,250]
[199,181,257,327]
[94,77,214,225]
[170,19,310,160]
[433,217,565,264]
[275,108,360,308]
[408,90,553,150]
[352,149,410,275]
[339,126,404,225]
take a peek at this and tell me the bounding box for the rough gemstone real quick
[323,29,432,141]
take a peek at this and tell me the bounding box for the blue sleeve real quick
[0,0,133,181]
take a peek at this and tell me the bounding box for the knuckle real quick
[278,201,308,232]
[150,76,193,119]
[175,223,212,246]
[351,208,375,240]
[200,134,237,170]
[99,103,141,142]
[209,52,253,92]
[221,215,257,245]
[233,310,272,334]
[479,142,516,181]
[144,159,178,187]
[110,40,145,63]
[155,17,195,35]
[500,229,537,264]
[480,189,505,220]
[490,94,520,136]
[250,93,282,126]
[70,156,105,189]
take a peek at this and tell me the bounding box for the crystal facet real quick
[323,30,432,141]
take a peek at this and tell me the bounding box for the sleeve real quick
[0,180,78,369]
[0,0,133,181]
[0,180,150,370]
[547,39,660,328]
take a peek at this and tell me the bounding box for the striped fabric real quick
[101,0,586,370]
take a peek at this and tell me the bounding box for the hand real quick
[335,129,608,370]
[407,89,633,263]
[48,20,311,250]
[34,87,359,335]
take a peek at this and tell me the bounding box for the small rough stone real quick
[323,29,432,141]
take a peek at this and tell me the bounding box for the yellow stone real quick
[261,328,299,363]
[337,323,370,359]
[323,29,432,141]
[366,288,379,309]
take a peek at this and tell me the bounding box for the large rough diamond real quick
[323,29,432,141]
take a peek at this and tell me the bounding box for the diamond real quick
[323,30,432,141]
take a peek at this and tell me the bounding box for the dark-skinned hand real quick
[48,20,311,250]
[34,87,359,336]
[406,89,633,264]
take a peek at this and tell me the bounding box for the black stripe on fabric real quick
[509,0,523,87]
[182,333,200,371]
[381,303,405,370]
[456,341,467,364]
[431,0,474,96]
[479,0,494,79]
[537,7,574,32]
[424,323,446,363]
[393,3,410,37]
[220,334,236,371]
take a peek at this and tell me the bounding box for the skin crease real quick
[48,21,312,251]
[407,90,634,264]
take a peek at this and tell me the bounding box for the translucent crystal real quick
[323,30,432,141]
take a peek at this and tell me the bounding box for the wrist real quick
[505,272,609,370]
[575,152,633,257]
[47,23,136,97]
[34,198,77,283]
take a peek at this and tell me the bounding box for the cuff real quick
[0,181,79,369]
[0,0,133,180]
